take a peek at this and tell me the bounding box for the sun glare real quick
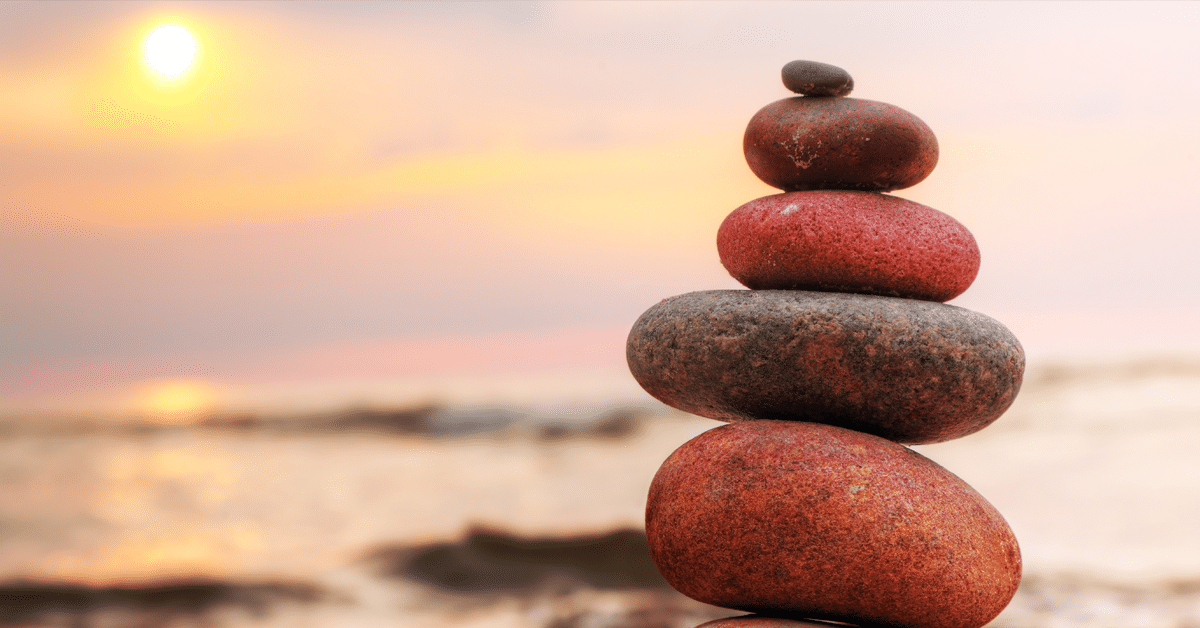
[143,23,198,80]
[135,379,221,424]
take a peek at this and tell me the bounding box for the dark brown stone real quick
[625,290,1024,444]
[647,421,1022,628]
[744,97,937,193]
[781,60,853,97]
[717,190,979,302]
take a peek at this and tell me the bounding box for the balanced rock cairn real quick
[626,61,1025,628]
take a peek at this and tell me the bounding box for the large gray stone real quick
[626,290,1024,444]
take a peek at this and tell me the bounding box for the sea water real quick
[3,359,1200,627]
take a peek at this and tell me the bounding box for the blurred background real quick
[2,2,1200,627]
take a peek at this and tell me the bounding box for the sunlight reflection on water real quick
[0,409,713,585]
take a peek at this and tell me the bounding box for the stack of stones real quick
[626,61,1025,628]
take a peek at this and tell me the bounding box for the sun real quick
[143,23,198,80]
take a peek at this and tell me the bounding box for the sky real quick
[3,1,1200,417]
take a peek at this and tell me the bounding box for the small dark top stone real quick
[782,60,853,97]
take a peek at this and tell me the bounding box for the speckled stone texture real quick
[781,60,853,97]
[696,616,848,628]
[744,97,937,193]
[626,290,1024,444]
[646,421,1022,628]
[717,190,979,302]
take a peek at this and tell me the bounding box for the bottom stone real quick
[646,421,1021,628]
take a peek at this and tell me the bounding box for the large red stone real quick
[744,97,937,192]
[626,290,1024,444]
[717,190,979,302]
[647,421,1021,628]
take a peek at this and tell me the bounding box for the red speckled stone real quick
[646,421,1021,628]
[626,290,1024,444]
[717,190,979,302]
[744,97,937,192]
[696,616,844,628]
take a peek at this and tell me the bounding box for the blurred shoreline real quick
[7,351,1200,423]
[4,354,1200,626]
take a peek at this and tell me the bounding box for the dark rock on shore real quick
[366,527,670,593]
[0,579,325,624]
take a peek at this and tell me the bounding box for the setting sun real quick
[143,23,198,80]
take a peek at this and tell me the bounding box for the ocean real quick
[3,357,1200,627]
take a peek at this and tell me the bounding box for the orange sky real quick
[3,1,1200,415]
